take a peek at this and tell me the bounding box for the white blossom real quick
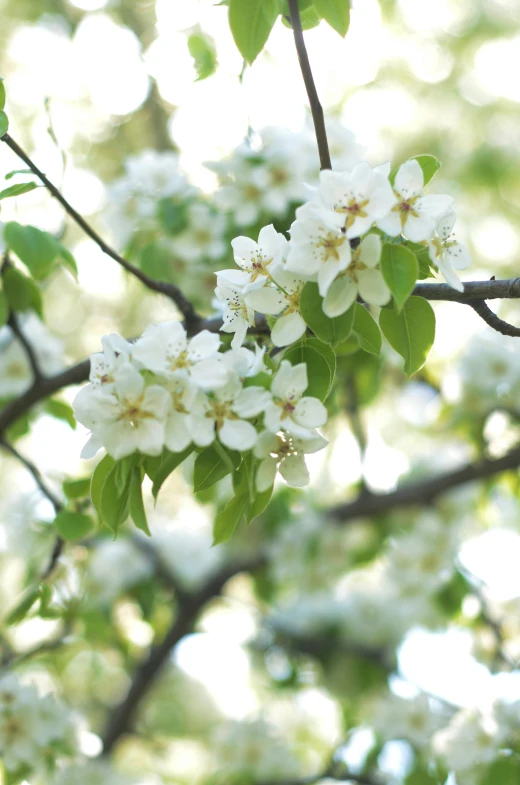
[323,234,390,317]
[369,692,443,747]
[427,209,471,292]
[170,202,227,263]
[254,430,328,491]
[132,321,228,390]
[190,376,271,451]
[212,718,299,783]
[318,162,396,238]
[220,224,287,293]
[264,361,327,439]
[0,316,63,398]
[246,270,307,348]
[215,279,256,349]
[377,159,453,242]
[432,708,501,774]
[286,202,351,297]
[74,364,171,459]
[0,674,75,775]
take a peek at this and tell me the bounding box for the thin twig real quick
[101,554,266,754]
[468,300,520,337]
[0,133,199,324]
[0,439,62,511]
[7,312,46,383]
[287,0,332,171]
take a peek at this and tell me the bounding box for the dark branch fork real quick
[0,133,199,325]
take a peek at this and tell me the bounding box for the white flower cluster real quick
[207,121,364,226]
[0,674,75,776]
[369,691,445,748]
[211,718,300,783]
[104,150,190,248]
[215,159,470,349]
[51,761,161,785]
[269,511,458,649]
[73,321,328,490]
[432,707,507,781]
[447,330,520,415]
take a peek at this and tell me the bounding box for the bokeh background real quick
[1,1,520,783]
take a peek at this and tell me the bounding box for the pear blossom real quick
[427,209,471,292]
[170,202,227,263]
[246,270,307,348]
[132,321,228,390]
[377,159,453,242]
[89,334,133,391]
[0,674,75,775]
[190,376,271,450]
[220,224,288,293]
[164,376,198,453]
[432,708,502,774]
[215,279,256,349]
[254,430,328,491]
[323,234,390,317]
[369,692,443,747]
[74,364,171,460]
[318,162,396,239]
[223,343,267,379]
[286,203,352,297]
[264,361,327,439]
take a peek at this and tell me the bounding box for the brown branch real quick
[330,444,520,522]
[0,439,62,511]
[468,300,520,337]
[413,278,520,302]
[8,312,46,383]
[101,554,266,754]
[0,133,199,324]
[255,769,382,785]
[287,0,331,171]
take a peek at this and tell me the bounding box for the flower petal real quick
[271,311,306,348]
[219,419,258,450]
[357,269,391,306]
[323,277,357,317]
[279,454,310,487]
[256,456,278,492]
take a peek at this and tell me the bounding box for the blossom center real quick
[206,399,238,429]
[316,232,346,262]
[334,197,370,230]
[392,192,420,229]
[118,397,153,427]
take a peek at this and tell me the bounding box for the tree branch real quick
[7,312,46,383]
[413,278,520,302]
[287,0,331,171]
[101,554,266,754]
[468,300,520,337]
[0,133,199,324]
[330,444,520,522]
[0,439,62,511]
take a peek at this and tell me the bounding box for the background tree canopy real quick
[1,1,520,784]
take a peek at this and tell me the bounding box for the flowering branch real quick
[287,0,332,171]
[101,553,266,754]
[0,133,199,324]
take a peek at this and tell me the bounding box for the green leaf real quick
[379,296,435,376]
[213,494,249,545]
[5,585,41,626]
[0,110,8,137]
[2,267,43,316]
[54,510,95,541]
[412,154,441,186]
[129,467,151,536]
[187,29,218,80]
[283,337,336,401]
[44,398,76,429]
[352,303,381,355]
[0,290,7,327]
[250,484,273,519]
[152,446,194,500]
[300,282,355,346]
[313,0,350,36]
[4,222,59,280]
[62,477,91,499]
[0,182,38,201]
[194,444,241,492]
[481,759,520,785]
[229,0,280,64]
[90,454,116,520]
[5,169,32,180]
[414,247,435,280]
[380,242,418,310]
[100,465,131,535]
[0,80,5,112]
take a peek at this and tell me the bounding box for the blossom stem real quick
[287,0,332,171]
